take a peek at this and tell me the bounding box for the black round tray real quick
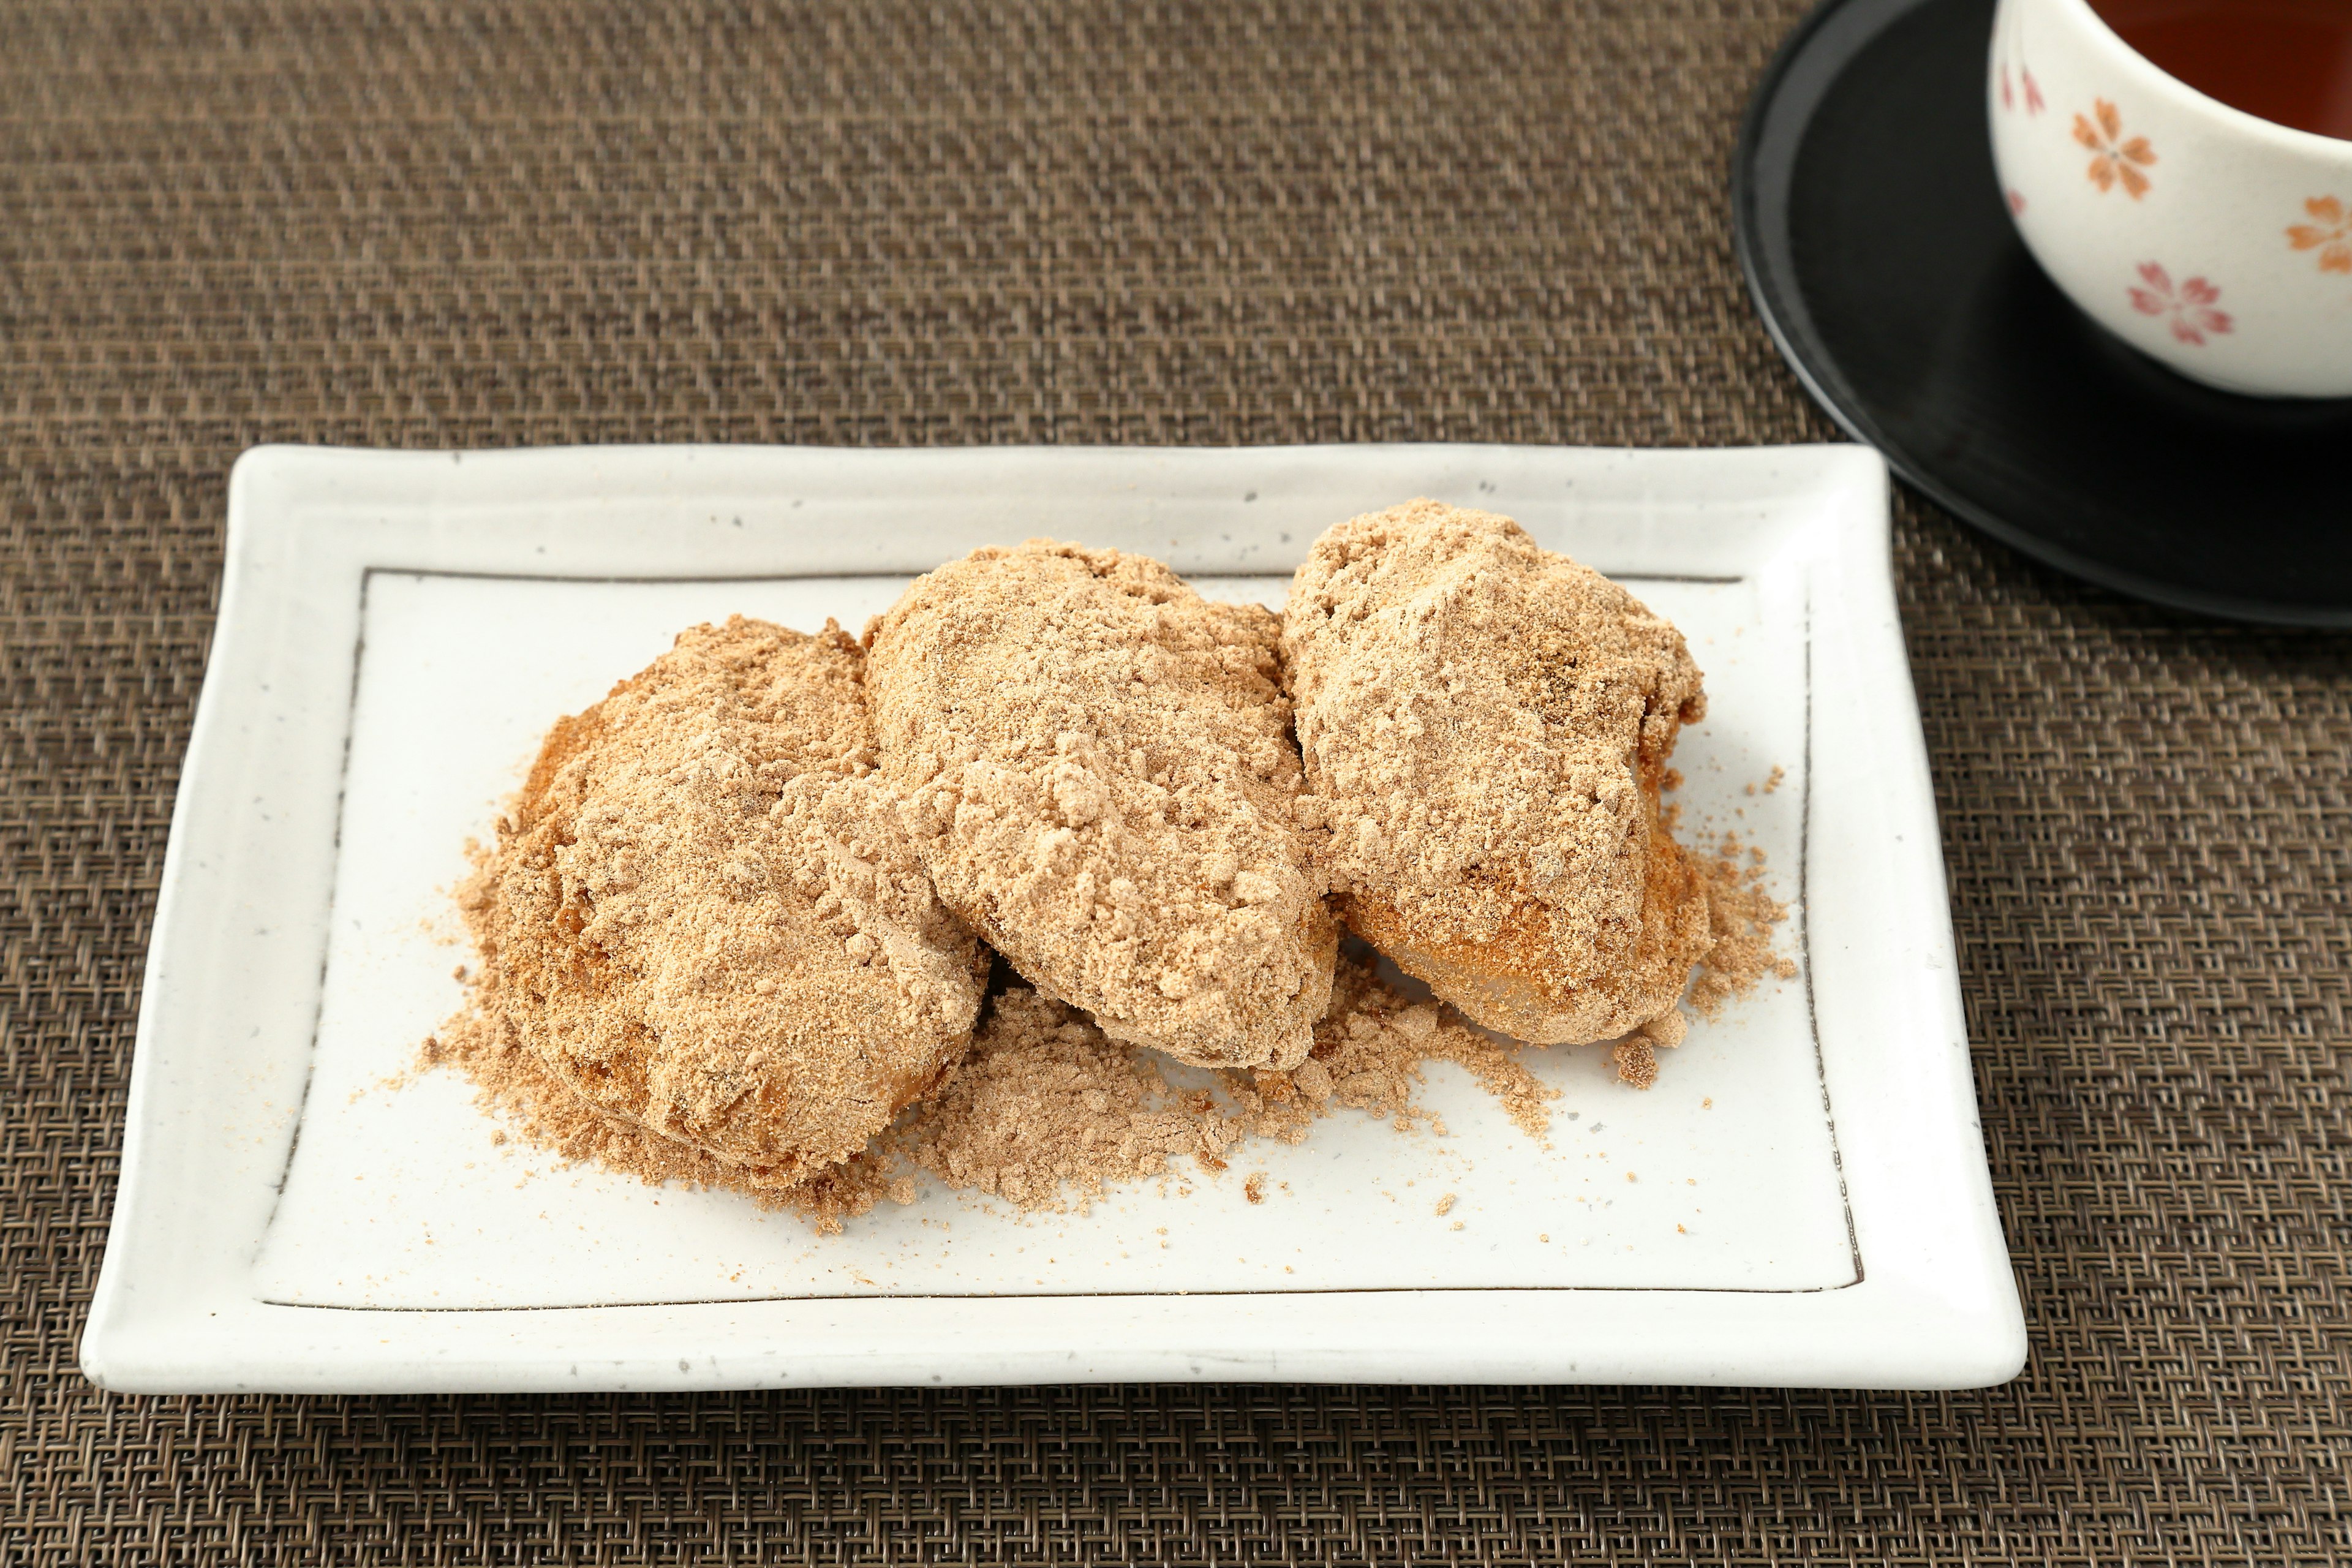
[1732,0,2352,627]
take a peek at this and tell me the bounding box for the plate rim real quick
[80,440,2028,1392]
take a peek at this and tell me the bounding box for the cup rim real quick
[2052,0,2352,161]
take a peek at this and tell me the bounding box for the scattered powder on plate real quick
[1688,834,1796,1018]
[889,982,1229,1210]
[1281,500,1711,1047]
[431,891,1751,1226]
[1607,834,1793,1089]
[418,1014,903,1232]
[865,540,1335,1071]
[436,946,1566,1224]
[433,616,987,1199]
[889,953,1558,1215]
[420,535,1797,1229]
[1607,1005,1687,1091]
[1262,948,1561,1142]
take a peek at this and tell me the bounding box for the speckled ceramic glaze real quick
[79,442,2025,1393]
[1990,0,2352,397]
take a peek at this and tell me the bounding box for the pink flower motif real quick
[2000,63,2014,110]
[2128,263,2233,345]
[2007,189,2027,214]
[2024,69,2045,115]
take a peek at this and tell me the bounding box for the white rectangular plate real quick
[82,443,2025,1392]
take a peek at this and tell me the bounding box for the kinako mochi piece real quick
[864,539,1336,1072]
[1280,499,1711,1046]
[456,615,989,1191]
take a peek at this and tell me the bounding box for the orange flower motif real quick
[2073,99,2155,198]
[2286,195,2352,273]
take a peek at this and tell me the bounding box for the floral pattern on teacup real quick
[2073,100,2155,198]
[1996,65,2048,116]
[1989,5,2045,119]
[2286,197,2352,274]
[2128,265,2231,345]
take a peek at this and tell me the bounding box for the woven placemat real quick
[4,1,2347,1562]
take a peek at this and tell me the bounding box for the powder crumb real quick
[1763,765,1785,794]
[352,1063,420,1103]
[415,1016,893,1234]
[893,986,1203,1213]
[1449,1221,1464,1231]
[890,954,1558,1217]
[1688,836,1792,1017]
[1273,954,1562,1140]
[1433,1192,1456,1216]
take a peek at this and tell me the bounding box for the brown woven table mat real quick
[4,1,2347,1562]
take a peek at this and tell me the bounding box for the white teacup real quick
[1989,0,2352,398]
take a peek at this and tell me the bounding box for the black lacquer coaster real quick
[1734,0,2352,625]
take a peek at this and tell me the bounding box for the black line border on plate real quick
[256,563,1862,1311]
